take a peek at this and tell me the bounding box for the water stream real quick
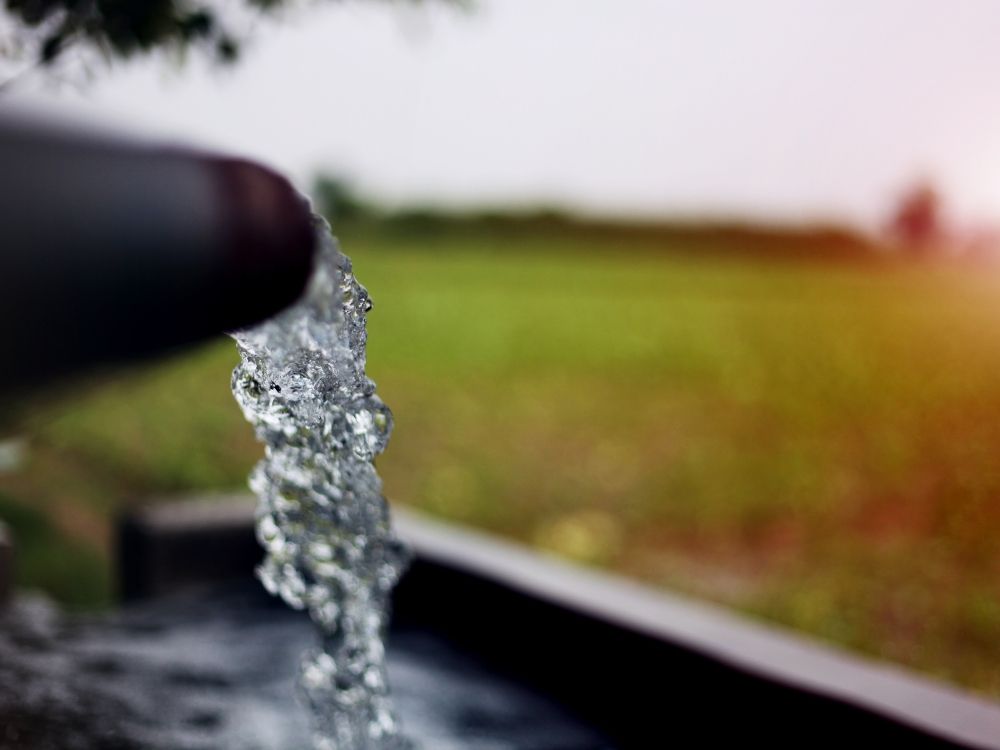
[230,216,412,750]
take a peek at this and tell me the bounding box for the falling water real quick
[230,216,413,750]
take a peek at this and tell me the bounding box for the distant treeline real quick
[312,176,881,261]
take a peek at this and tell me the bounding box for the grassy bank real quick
[3,223,1000,696]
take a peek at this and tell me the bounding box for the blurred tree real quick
[312,175,375,223]
[1,0,463,83]
[3,0,257,68]
[888,182,945,256]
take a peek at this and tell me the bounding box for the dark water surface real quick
[0,584,610,750]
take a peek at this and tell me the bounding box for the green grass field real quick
[3,224,1000,696]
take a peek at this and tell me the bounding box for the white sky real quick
[13,0,1000,228]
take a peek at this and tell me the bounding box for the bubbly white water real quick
[230,217,413,750]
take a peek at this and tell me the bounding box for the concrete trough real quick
[116,495,1000,749]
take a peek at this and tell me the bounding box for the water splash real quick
[230,217,413,750]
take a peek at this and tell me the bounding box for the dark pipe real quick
[0,110,316,392]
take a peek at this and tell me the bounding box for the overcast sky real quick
[14,0,1000,228]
